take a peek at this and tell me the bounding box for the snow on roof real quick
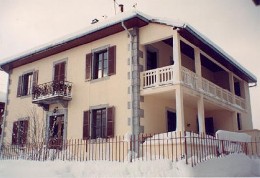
[216,130,251,142]
[0,10,256,82]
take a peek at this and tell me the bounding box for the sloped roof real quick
[0,10,256,83]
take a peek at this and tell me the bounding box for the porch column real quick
[229,72,235,94]
[176,85,185,131]
[197,96,205,133]
[194,47,201,77]
[172,31,182,83]
[232,111,238,131]
[194,47,202,90]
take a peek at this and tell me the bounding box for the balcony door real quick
[48,115,64,149]
[167,110,176,132]
[146,50,158,70]
[205,117,214,136]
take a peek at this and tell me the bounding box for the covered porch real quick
[140,89,240,135]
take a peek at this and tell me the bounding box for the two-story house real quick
[0,11,257,147]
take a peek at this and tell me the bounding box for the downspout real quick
[0,71,10,149]
[121,21,134,136]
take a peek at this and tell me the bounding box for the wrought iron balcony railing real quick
[32,81,72,101]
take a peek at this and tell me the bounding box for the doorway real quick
[146,50,158,70]
[205,117,214,136]
[167,111,176,132]
[48,115,64,149]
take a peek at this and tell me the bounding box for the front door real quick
[48,115,64,149]
[205,117,214,136]
[167,111,176,132]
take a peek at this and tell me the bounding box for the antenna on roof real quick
[113,0,124,14]
[113,0,118,15]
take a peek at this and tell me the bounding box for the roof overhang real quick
[0,11,256,84]
[0,15,148,72]
[178,25,257,83]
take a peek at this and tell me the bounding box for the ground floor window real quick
[12,120,28,145]
[83,107,114,139]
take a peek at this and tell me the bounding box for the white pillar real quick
[172,31,182,83]
[176,85,185,131]
[194,47,202,90]
[243,81,253,129]
[198,96,205,133]
[194,47,201,77]
[229,72,235,94]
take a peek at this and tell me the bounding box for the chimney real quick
[119,4,124,12]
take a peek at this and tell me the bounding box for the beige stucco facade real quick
[0,13,256,145]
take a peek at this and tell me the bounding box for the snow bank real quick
[216,130,251,142]
[0,154,259,177]
[143,131,217,145]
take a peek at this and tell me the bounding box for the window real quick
[12,120,29,145]
[85,46,116,80]
[93,50,108,79]
[83,107,114,139]
[17,70,38,97]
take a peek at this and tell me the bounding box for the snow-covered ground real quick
[0,153,259,177]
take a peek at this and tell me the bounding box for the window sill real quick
[88,76,110,84]
[19,94,32,99]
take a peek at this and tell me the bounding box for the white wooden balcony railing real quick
[141,65,246,110]
[142,65,174,88]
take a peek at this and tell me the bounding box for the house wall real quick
[141,94,198,134]
[201,65,215,82]
[205,110,235,132]
[150,41,173,68]
[141,95,175,134]
[214,71,230,90]
[3,30,132,143]
[181,54,195,72]
[139,23,173,45]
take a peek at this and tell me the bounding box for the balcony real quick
[32,81,72,111]
[141,66,246,110]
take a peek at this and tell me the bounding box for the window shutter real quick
[85,53,92,80]
[12,121,18,145]
[54,64,59,81]
[83,111,90,139]
[21,120,28,145]
[108,46,116,76]
[33,70,39,86]
[107,106,115,138]
[54,62,66,82]
[60,62,66,81]
[17,76,23,97]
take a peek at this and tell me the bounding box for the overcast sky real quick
[0,0,259,129]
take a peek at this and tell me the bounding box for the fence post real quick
[184,131,188,165]
[129,135,132,162]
